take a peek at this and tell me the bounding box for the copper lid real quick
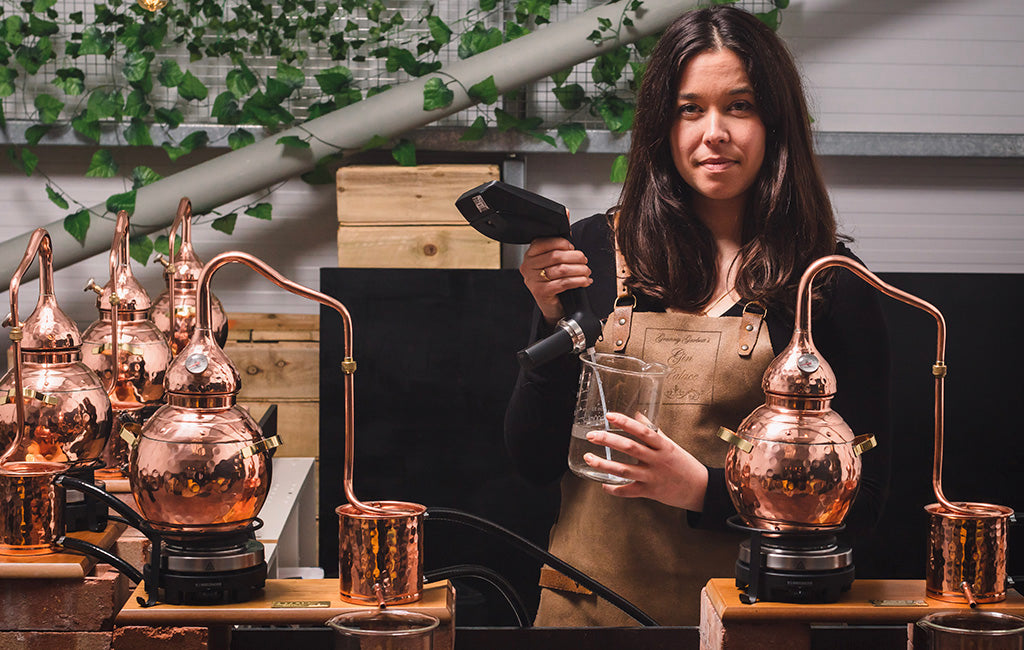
[761,328,837,399]
[164,198,204,284]
[95,211,152,313]
[19,233,82,352]
[163,328,240,401]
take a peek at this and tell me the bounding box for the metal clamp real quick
[1,387,58,406]
[852,434,877,456]
[717,427,753,453]
[341,357,357,374]
[557,317,587,354]
[240,434,283,459]
[119,422,142,449]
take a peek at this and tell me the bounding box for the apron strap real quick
[738,300,767,357]
[611,220,634,354]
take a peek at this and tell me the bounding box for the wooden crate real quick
[225,313,319,461]
[336,164,501,269]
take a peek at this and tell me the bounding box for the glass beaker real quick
[326,609,439,650]
[568,352,669,485]
[915,611,1024,650]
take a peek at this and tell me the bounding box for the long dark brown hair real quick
[616,5,838,310]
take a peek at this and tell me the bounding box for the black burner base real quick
[63,467,108,533]
[143,561,267,606]
[735,561,854,604]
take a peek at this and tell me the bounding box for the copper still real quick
[0,229,112,467]
[81,210,172,477]
[721,254,1014,605]
[150,198,228,357]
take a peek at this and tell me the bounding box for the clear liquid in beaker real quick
[567,424,636,486]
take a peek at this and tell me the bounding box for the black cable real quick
[425,564,531,627]
[57,535,144,584]
[424,507,659,626]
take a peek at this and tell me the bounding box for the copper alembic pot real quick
[0,229,114,538]
[82,210,172,479]
[720,254,1015,606]
[150,197,228,357]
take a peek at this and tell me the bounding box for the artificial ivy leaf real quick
[361,134,389,151]
[550,68,572,87]
[53,67,84,95]
[8,147,37,176]
[300,164,334,185]
[552,83,585,110]
[154,106,183,128]
[468,75,498,105]
[122,50,151,84]
[162,131,208,161]
[124,118,153,146]
[152,235,181,257]
[505,22,529,41]
[426,15,451,45]
[458,22,502,60]
[276,61,304,90]
[124,89,150,118]
[315,65,354,94]
[633,35,659,58]
[610,154,628,183]
[211,91,241,124]
[158,60,185,87]
[592,94,634,133]
[0,103,5,129]
[34,93,62,123]
[106,190,136,215]
[64,209,90,244]
[460,116,487,142]
[177,71,208,101]
[592,46,631,86]
[277,135,310,149]
[494,108,542,133]
[558,122,587,154]
[264,77,292,102]
[45,185,68,209]
[86,150,118,178]
[211,213,237,235]
[27,16,58,38]
[69,11,84,24]
[71,111,100,142]
[86,89,121,121]
[78,27,113,56]
[0,67,17,97]
[755,9,780,30]
[33,0,58,12]
[131,166,161,188]
[15,36,54,74]
[479,0,497,10]
[333,86,363,108]
[422,77,453,111]
[774,0,790,8]
[129,235,153,266]
[244,203,272,220]
[227,128,255,150]
[3,17,25,48]
[24,124,50,145]
[391,138,416,166]
[226,66,257,98]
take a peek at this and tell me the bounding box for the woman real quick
[504,6,891,627]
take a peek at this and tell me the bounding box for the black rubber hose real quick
[424,507,659,626]
[57,534,144,584]
[425,564,531,627]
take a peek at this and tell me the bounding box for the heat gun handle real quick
[518,287,603,370]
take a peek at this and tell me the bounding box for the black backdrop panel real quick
[318,268,1023,624]
[318,268,559,625]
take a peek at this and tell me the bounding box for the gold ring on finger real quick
[539,268,549,281]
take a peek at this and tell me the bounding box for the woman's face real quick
[669,48,766,215]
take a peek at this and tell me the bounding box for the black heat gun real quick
[455,180,602,370]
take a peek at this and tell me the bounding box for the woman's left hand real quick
[583,412,709,511]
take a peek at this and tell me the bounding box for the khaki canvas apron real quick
[535,260,774,626]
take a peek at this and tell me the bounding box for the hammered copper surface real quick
[337,502,426,605]
[0,461,65,555]
[151,198,228,356]
[925,502,1012,604]
[129,404,271,536]
[0,228,112,466]
[724,396,862,530]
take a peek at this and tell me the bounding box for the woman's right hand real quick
[519,237,593,325]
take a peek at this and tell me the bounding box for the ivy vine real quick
[0,0,787,265]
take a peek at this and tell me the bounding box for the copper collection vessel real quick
[81,210,172,477]
[150,198,228,357]
[721,254,1014,605]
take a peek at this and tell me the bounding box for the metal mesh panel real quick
[6,0,780,131]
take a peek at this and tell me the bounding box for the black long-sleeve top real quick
[504,213,892,541]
